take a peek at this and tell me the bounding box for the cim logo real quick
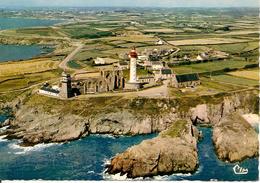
[233,164,248,175]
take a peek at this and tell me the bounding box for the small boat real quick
[233,164,248,175]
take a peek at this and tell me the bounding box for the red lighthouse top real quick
[129,47,138,58]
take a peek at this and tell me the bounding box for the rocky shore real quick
[106,120,200,178]
[0,89,258,146]
[213,113,259,162]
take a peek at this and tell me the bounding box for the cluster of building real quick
[39,48,201,99]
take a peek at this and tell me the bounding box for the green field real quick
[0,71,60,92]
[15,27,62,37]
[1,7,259,99]
[172,60,256,74]
[211,75,259,86]
[60,26,114,39]
[67,60,83,69]
[209,41,259,54]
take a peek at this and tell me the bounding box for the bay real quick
[0,17,61,30]
[0,44,48,62]
[0,115,258,181]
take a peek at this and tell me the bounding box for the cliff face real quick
[106,120,200,178]
[213,113,259,162]
[0,89,258,146]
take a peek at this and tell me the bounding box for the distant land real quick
[0,6,258,181]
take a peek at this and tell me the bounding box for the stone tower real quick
[129,47,138,83]
[60,72,72,99]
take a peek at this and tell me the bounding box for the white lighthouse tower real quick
[124,47,141,90]
[129,48,138,83]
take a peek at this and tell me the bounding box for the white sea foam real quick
[103,171,128,181]
[103,169,194,181]
[0,125,9,132]
[103,158,111,166]
[153,175,170,181]
[153,172,192,181]
[87,170,95,174]
[0,135,8,142]
[8,141,61,155]
[94,134,116,139]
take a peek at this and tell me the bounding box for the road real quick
[137,80,169,98]
[58,42,84,71]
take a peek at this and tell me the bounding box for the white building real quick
[138,55,148,61]
[197,52,209,61]
[39,87,60,97]
[151,61,164,70]
[94,57,106,65]
[154,68,173,81]
[155,40,164,45]
[94,57,118,65]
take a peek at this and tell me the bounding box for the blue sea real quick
[0,115,258,181]
[0,44,50,62]
[0,17,61,30]
[0,17,61,62]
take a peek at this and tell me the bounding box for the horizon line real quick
[0,5,258,8]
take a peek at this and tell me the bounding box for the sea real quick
[0,17,61,30]
[0,16,258,182]
[0,115,258,181]
[0,44,52,62]
[0,17,61,62]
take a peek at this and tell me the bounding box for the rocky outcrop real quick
[1,107,89,146]
[212,113,259,162]
[0,89,258,146]
[106,120,200,178]
[189,90,258,125]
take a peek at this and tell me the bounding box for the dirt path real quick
[58,42,84,71]
[137,80,169,98]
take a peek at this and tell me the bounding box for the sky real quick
[0,0,258,8]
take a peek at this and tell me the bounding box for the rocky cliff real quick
[0,89,258,146]
[106,120,200,178]
[213,113,259,162]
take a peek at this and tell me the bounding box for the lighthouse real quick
[129,48,138,83]
[124,47,141,91]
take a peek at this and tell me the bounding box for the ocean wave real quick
[103,171,128,181]
[0,135,8,142]
[102,158,111,166]
[87,170,95,174]
[103,170,194,181]
[152,175,170,181]
[8,141,62,155]
[93,134,116,139]
[0,125,9,132]
[154,172,192,181]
